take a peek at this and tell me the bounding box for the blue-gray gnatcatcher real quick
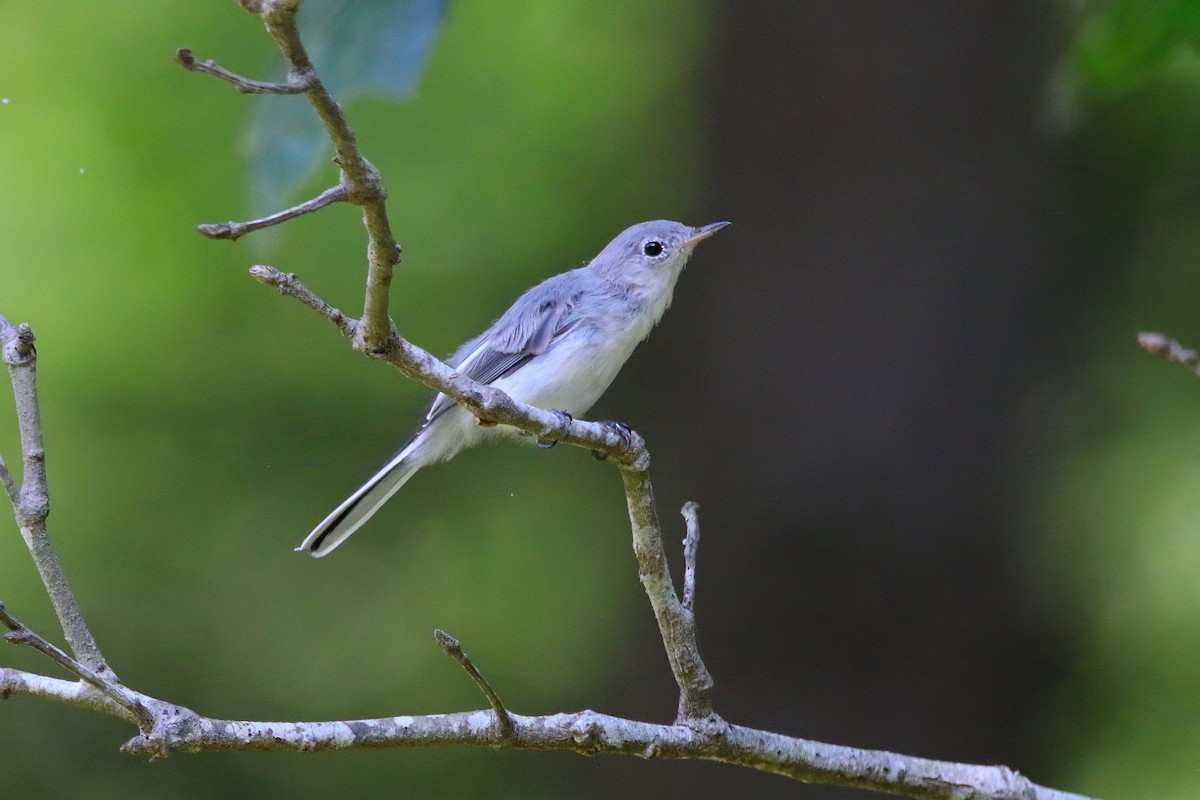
[298,219,729,557]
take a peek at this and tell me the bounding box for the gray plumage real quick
[298,219,728,557]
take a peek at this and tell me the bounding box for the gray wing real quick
[424,272,585,425]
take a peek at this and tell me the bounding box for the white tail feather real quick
[297,442,422,557]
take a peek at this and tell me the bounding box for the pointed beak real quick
[684,220,731,246]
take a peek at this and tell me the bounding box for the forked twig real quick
[176,47,311,94]
[179,0,400,351]
[0,603,153,731]
[434,629,514,738]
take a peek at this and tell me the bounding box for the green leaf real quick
[1071,0,1200,91]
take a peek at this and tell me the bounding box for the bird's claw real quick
[537,409,573,449]
[591,419,633,461]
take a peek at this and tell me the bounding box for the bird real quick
[297,219,729,557]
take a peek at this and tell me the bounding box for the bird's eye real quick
[642,241,664,257]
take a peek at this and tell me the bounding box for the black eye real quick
[642,241,664,257]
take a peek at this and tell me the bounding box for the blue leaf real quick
[308,0,448,101]
[240,0,447,218]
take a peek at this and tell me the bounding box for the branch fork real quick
[434,629,514,739]
[175,47,311,95]
[0,603,153,732]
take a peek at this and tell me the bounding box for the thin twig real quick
[250,0,400,351]
[0,315,109,675]
[175,47,311,94]
[0,667,134,715]
[198,185,347,241]
[1137,331,1200,377]
[621,470,718,725]
[681,502,701,614]
[249,265,358,339]
[0,603,153,731]
[433,629,514,738]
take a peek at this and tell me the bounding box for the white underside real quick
[300,295,668,557]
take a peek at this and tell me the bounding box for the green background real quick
[0,2,708,797]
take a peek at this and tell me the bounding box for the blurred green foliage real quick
[1035,2,1200,799]
[1071,0,1200,91]
[0,2,711,797]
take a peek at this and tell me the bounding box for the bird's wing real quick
[424,281,581,425]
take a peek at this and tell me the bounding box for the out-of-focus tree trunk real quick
[592,3,1080,797]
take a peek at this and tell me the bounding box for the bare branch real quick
[247,0,400,351]
[11,277,1097,796]
[1,667,129,715]
[248,265,358,339]
[175,47,310,94]
[118,712,1093,800]
[1138,331,1200,377]
[0,315,109,676]
[0,603,153,731]
[433,629,513,738]
[179,3,401,349]
[0,659,1091,800]
[621,470,716,725]
[198,185,347,241]
[681,502,701,614]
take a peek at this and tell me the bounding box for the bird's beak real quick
[684,220,731,246]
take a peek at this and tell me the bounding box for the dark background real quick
[604,3,1073,797]
[3,2,1198,798]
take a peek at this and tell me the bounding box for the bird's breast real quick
[493,323,645,418]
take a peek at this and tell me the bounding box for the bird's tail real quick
[296,441,423,558]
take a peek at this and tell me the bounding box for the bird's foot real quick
[591,419,633,461]
[537,409,573,449]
